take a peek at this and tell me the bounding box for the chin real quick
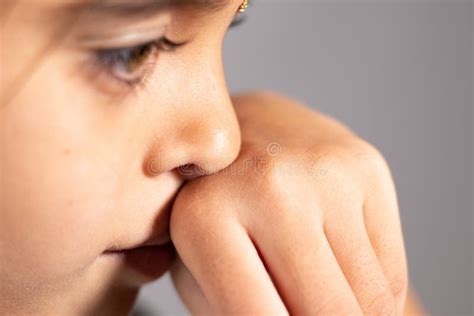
[85,287,141,316]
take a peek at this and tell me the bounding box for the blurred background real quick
[135,1,473,315]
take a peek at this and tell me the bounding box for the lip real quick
[139,231,172,248]
[104,242,175,280]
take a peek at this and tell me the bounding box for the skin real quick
[1,0,418,315]
[171,92,408,315]
[1,1,241,314]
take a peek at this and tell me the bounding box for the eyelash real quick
[94,37,183,89]
[92,16,247,91]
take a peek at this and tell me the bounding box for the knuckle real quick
[307,146,346,179]
[257,157,289,189]
[307,141,366,178]
[314,293,361,315]
[352,140,392,180]
[249,153,312,204]
[233,152,306,218]
[387,269,409,301]
[237,148,288,191]
[365,291,397,316]
[306,145,364,203]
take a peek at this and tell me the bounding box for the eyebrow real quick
[76,0,232,17]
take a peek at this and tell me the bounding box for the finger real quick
[170,256,212,315]
[248,204,362,315]
[363,165,408,312]
[324,208,398,315]
[170,198,287,315]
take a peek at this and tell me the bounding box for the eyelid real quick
[77,26,168,49]
[89,36,185,93]
[85,44,157,95]
[158,37,189,51]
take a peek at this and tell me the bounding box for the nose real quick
[176,119,241,179]
[144,86,241,179]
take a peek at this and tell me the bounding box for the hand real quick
[170,92,408,315]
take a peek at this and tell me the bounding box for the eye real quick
[95,37,183,86]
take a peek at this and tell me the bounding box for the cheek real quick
[2,145,120,283]
[0,60,123,287]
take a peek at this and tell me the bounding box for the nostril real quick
[176,164,208,180]
[144,156,164,177]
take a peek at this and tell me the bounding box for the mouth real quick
[103,242,175,280]
[102,173,184,281]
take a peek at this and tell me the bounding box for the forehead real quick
[6,0,233,18]
[12,0,237,28]
[34,0,232,10]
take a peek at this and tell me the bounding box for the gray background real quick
[136,1,473,315]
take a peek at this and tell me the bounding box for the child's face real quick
[1,0,242,313]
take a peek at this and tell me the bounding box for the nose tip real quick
[145,120,240,179]
[172,129,241,180]
[189,127,241,177]
[144,88,241,178]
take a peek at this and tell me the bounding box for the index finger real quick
[170,195,287,315]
